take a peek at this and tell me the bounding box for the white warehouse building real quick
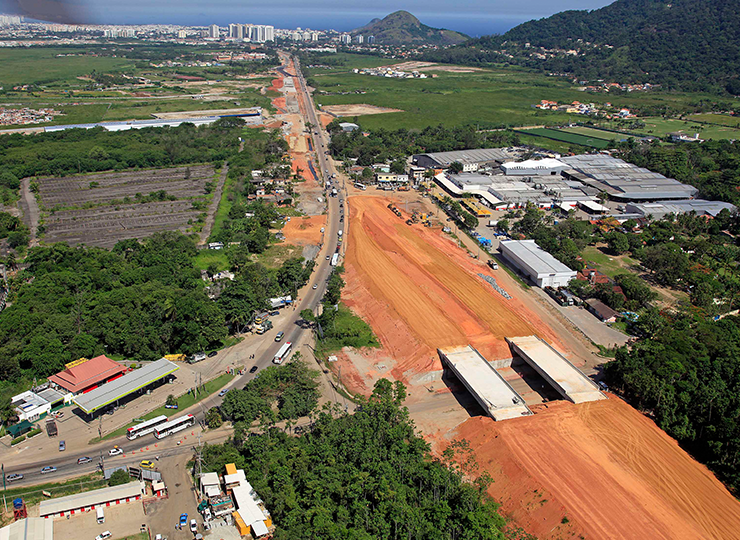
[499,240,577,288]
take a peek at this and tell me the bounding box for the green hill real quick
[352,11,468,46]
[426,0,740,93]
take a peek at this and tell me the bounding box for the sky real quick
[1,0,616,36]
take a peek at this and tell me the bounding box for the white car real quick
[95,532,112,540]
[109,447,124,456]
[312,284,318,290]
[320,227,325,233]
[190,519,198,532]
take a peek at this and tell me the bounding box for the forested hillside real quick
[204,379,507,539]
[427,0,740,93]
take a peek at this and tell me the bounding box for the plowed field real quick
[451,397,740,540]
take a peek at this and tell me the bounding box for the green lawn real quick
[90,372,234,443]
[581,246,638,278]
[194,249,229,272]
[252,243,301,268]
[637,117,740,140]
[561,126,624,140]
[690,113,740,128]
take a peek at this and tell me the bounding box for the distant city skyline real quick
[0,0,616,37]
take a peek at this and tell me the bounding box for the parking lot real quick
[52,498,147,540]
[144,453,200,540]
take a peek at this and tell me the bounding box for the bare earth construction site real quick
[340,193,740,539]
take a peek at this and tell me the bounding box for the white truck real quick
[331,253,339,266]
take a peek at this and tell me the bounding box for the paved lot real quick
[53,498,146,540]
[534,288,630,347]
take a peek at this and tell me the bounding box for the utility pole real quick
[98,415,102,439]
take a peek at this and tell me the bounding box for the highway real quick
[3,52,342,487]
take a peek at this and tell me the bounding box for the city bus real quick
[153,414,196,439]
[273,342,292,365]
[354,182,366,191]
[127,415,169,440]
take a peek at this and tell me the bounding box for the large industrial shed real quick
[39,482,144,518]
[413,147,522,172]
[499,240,577,288]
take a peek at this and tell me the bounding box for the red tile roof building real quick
[48,355,127,395]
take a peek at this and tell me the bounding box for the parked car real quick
[218,389,228,397]
[269,311,280,316]
[95,532,112,540]
[285,217,291,222]
[53,411,64,419]
[40,466,57,474]
[249,366,258,374]
[320,227,325,233]
[140,460,155,470]
[165,404,178,409]
[207,351,218,358]
[59,440,65,452]
[109,446,124,456]
[179,514,188,528]
[190,519,198,532]
[6,473,23,482]
[77,456,92,465]
[326,255,330,260]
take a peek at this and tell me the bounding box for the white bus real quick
[153,414,196,439]
[273,342,292,365]
[354,182,366,191]
[127,415,169,440]
[331,253,339,266]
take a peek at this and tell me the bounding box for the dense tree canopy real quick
[426,0,740,93]
[0,231,314,381]
[205,379,506,540]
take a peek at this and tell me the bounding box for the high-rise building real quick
[339,34,351,44]
[264,25,274,42]
[355,35,364,44]
[177,29,187,39]
[208,24,219,39]
[367,35,375,44]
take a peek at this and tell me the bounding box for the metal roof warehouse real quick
[73,358,178,415]
[39,481,143,518]
[499,240,577,288]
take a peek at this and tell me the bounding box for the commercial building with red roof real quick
[48,355,127,395]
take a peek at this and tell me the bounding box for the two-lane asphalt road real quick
[3,53,342,487]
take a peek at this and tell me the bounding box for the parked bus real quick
[127,415,169,440]
[354,182,366,191]
[153,414,196,439]
[273,342,293,365]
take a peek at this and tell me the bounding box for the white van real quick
[96,507,105,524]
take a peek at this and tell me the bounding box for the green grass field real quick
[581,246,638,278]
[516,127,611,149]
[690,113,740,128]
[637,117,740,140]
[0,48,134,87]
[561,126,626,141]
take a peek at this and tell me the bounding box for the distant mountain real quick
[425,0,740,93]
[351,11,468,46]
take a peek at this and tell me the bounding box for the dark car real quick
[207,351,218,358]
[249,366,258,374]
[270,311,280,316]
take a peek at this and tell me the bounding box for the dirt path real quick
[198,164,228,246]
[19,177,40,247]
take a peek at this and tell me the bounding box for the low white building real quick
[12,391,53,422]
[499,240,576,288]
[501,158,567,176]
[0,518,53,540]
